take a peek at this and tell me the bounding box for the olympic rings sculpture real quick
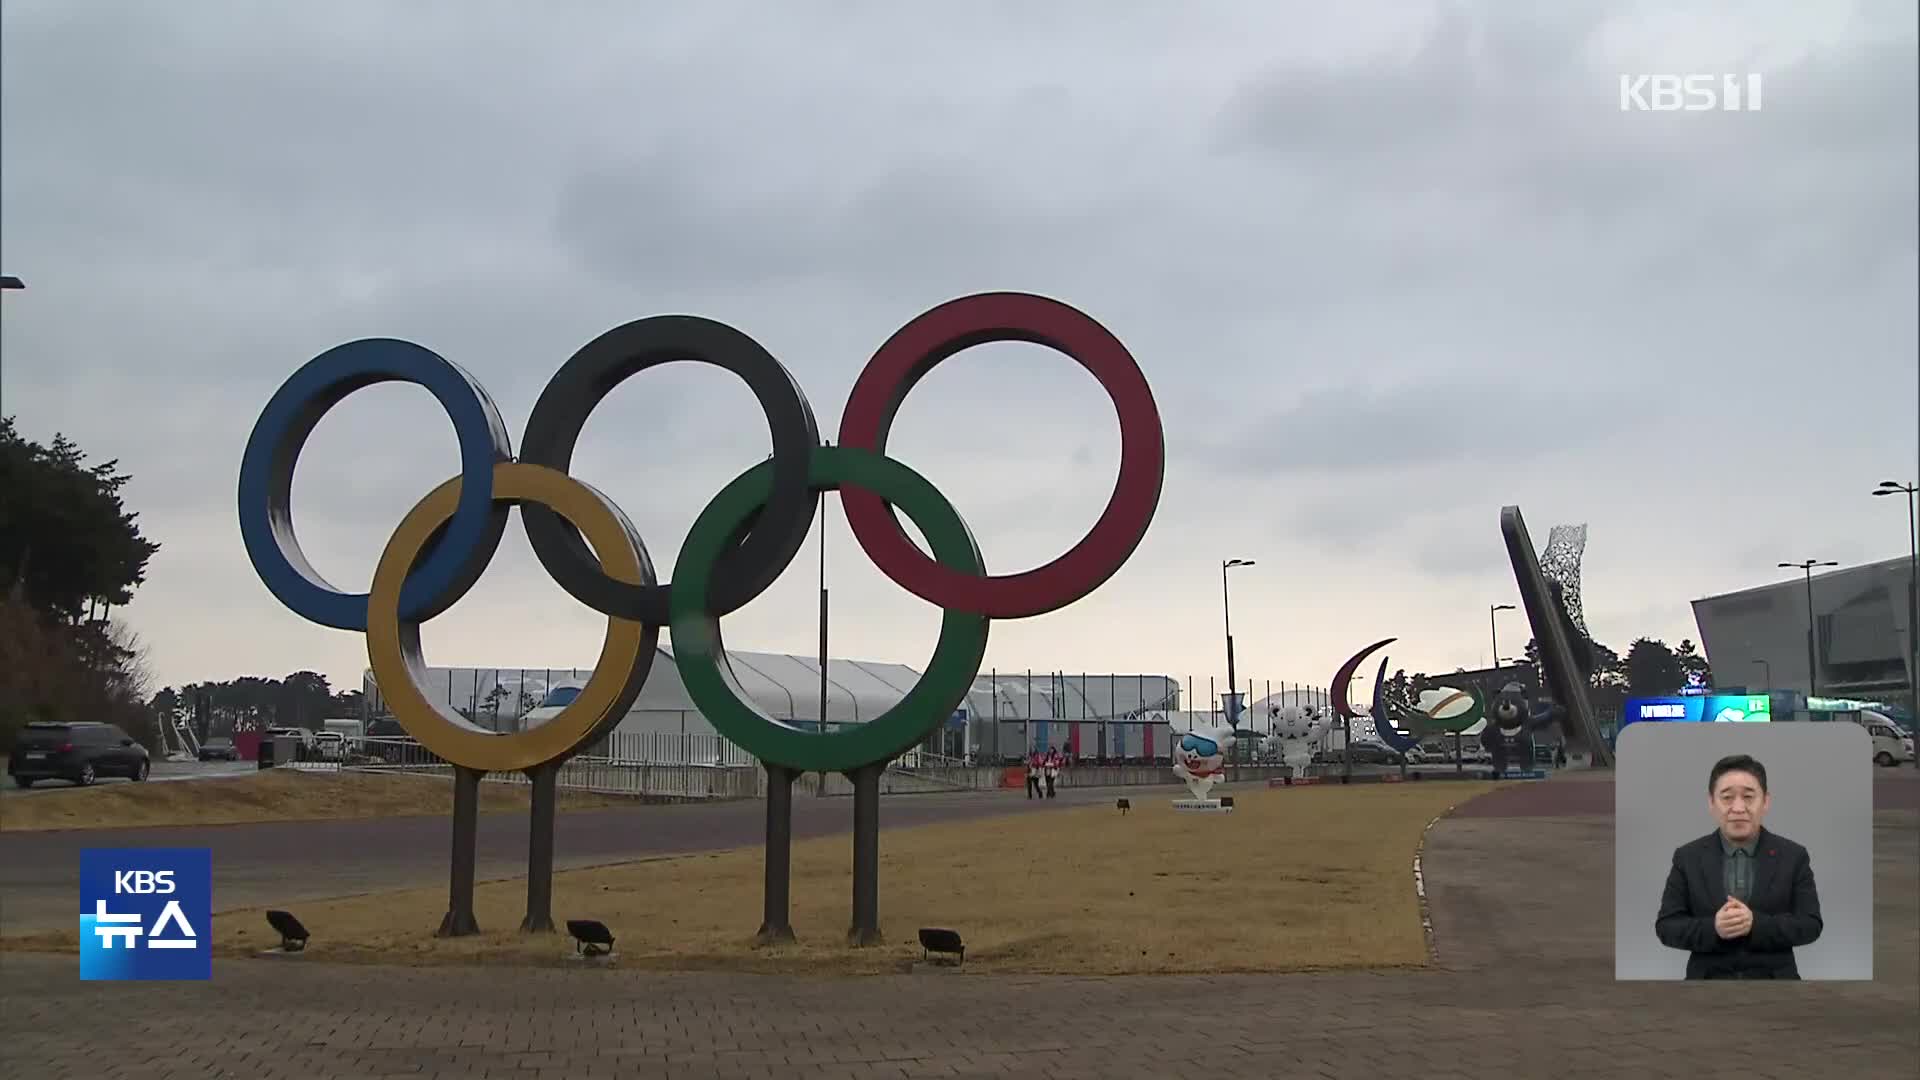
[240,292,1165,776]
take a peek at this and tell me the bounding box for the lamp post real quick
[1222,559,1254,726]
[1874,481,1919,708]
[818,443,830,740]
[1490,604,1516,670]
[1779,559,1838,696]
[1,276,21,385]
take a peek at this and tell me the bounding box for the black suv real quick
[9,721,151,788]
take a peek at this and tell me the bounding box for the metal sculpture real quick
[1332,638,1422,757]
[1406,685,1486,738]
[1502,507,1611,766]
[239,292,1164,946]
[1541,524,1590,639]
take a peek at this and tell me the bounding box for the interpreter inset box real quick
[1613,721,1871,980]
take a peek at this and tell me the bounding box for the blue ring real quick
[237,338,513,630]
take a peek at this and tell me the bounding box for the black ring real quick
[520,315,820,623]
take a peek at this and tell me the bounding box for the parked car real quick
[198,736,239,761]
[1346,741,1401,765]
[9,721,150,788]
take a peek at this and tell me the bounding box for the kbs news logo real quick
[79,848,211,980]
[1619,73,1763,112]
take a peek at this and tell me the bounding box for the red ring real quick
[837,292,1164,618]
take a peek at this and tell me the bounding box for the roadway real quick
[2,758,255,797]
[0,779,1161,933]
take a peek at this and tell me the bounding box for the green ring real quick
[670,444,990,773]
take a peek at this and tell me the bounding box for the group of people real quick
[1025,747,1066,798]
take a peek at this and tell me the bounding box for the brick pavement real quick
[2,774,1915,1078]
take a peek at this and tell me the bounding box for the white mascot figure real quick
[1260,703,1329,775]
[1169,717,1236,801]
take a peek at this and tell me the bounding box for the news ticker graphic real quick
[79,848,211,981]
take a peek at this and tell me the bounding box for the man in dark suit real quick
[1655,754,1823,978]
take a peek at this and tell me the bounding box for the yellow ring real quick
[366,462,654,772]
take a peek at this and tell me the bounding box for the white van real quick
[1858,710,1915,767]
[321,717,365,752]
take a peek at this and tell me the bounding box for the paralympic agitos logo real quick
[238,292,1166,777]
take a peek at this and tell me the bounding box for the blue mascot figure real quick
[1480,681,1558,775]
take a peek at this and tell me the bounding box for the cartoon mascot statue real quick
[1260,702,1329,776]
[1480,681,1558,775]
[1169,716,1235,801]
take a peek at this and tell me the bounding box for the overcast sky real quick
[3,1,1915,702]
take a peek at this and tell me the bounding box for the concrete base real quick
[1171,799,1232,813]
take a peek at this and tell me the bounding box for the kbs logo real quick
[1619,74,1763,112]
[79,849,211,980]
[115,870,176,893]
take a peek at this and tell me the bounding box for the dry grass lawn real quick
[0,768,635,832]
[5,780,1495,975]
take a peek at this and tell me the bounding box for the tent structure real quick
[361,657,1187,759]
[362,646,922,737]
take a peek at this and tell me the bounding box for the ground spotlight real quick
[1116,797,1131,815]
[918,927,965,966]
[265,910,309,952]
[567,919,615,957]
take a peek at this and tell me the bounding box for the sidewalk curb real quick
[1413,802,1460,966]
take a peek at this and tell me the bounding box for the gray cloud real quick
[1200,376,1640,474]
[2,1,1913,693]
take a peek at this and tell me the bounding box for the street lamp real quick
[1490,604,1516,670]
[1778,559,1838,696]
[1222,559,1254,726]
[1873,480,1919,705]
[1,276,21,384]
[818,441,831,743]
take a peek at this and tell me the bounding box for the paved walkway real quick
[2,772,1915,1078]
